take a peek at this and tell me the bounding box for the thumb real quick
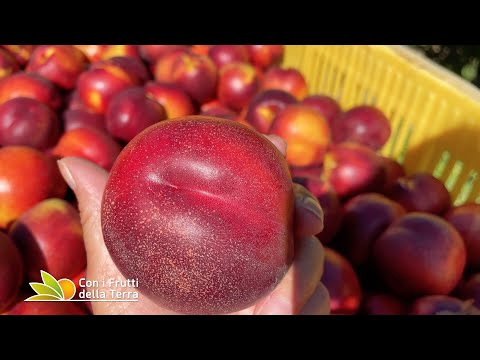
[57,156,109,256]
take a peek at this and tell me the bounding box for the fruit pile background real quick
[0,45,479,315]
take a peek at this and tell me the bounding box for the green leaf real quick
[25,294,61,301]
[40,270,63,298]
[30,283,61,299]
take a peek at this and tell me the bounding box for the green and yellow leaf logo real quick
[25,270,76,301]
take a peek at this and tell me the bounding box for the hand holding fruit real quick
[57,134,330,315]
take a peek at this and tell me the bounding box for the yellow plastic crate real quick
[283,45,480,205]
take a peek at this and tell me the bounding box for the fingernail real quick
[57,160,76,191]
[301,196,323,223]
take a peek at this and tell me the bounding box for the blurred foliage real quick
[411,45,480,87]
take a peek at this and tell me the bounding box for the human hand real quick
[57,135,330,315]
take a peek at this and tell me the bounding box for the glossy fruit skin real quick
[321,247,362,315]
[93,56,150,84]
[218,62,259,112]
[101,45,140,60]
[332,106,391,150]
[445,204,480,271]
[101,116,294,314]
[260,67,308,100]
[0,146,67,229]
[153,49,190,83]
[301,95,341,127]
[26,45,88,89]
[323,142,386,199]
[52,127,122,171]
[77,66,138,114]
[0,72,62,110]
[171,53,218,104]
[0,232,23,313]
[246,45,284,70]
[373,212,466,298]
[9,198,86,283]
[105,87,166,142]
[245,89,296,134]
[335,193,406,268]
[270,104,331,167]
[208,45,249,69]
[0,97,59,150]
[144,81,196,119]
[387,173,451,215]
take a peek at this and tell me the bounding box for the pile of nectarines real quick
[0,44,478,315]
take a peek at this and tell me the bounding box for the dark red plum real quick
[332,105,391,150]
[336,193,406,267]
[387,173,451,215]
[373,212,466,297]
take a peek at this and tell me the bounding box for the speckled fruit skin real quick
[101,116,294,314]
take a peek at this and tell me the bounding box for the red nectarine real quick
[101,116,294,314]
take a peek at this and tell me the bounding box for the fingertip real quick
[57,157,109,201]
[264,134,287,156]
[294,183,324,238]
[299,282,331,315]
[57,157,110,255]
